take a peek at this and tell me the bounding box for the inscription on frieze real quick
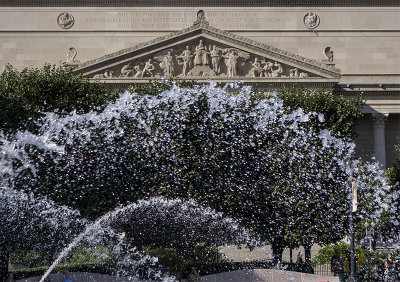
[84,11,292,30]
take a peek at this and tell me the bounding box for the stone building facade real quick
[0,0,399,168]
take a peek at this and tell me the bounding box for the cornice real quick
[0,0,399,6]
[334,84,400,95]
[97,79,340,91]
[334,90,400,95]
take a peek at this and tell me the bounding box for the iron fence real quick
[314,263,334,277]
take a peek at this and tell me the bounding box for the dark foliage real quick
[0,64,117,132]
[276,86,364,139]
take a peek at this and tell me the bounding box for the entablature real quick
[1,0,400,6]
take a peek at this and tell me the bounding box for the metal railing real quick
[314,263,335,277]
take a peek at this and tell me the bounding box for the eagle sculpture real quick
[66,47,78,63]
[324,47,334,61]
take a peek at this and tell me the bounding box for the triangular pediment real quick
[74,14,341,86]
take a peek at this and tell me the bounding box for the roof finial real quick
[193,10,209,26]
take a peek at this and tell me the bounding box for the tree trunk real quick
[0,246,9,282]
[271,243,284,265]
[304,244,311,263]
[304,244,314,274]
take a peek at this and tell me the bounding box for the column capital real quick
[372,113,389,129]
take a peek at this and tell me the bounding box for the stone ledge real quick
[92,78,339,90]
[0,0,399,6]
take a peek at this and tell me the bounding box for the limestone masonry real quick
[0,1,399,167]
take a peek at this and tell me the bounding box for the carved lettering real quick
[84,11,291,30]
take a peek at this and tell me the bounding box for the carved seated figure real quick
[290,67,299,78]
[194,40,210,66]
[271,62,283,77]
[261,61,274,77]
[249,57,263,77]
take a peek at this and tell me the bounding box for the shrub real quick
[312,242,389,281]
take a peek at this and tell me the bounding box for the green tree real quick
[277,86,364,139]
[0,64,117,131]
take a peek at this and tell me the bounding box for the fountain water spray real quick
[0,81,397,280]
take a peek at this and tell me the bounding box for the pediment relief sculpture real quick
[89,39,315,80]
[76,11,340,84]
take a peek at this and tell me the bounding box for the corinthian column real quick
[372,113,388,168]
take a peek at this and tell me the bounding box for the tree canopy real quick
[276,86,364,139]
[0,64,116,131]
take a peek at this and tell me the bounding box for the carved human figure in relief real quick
[271,62,283,77]
[260,61,282,77]
[162,51,175,77]
[289,67,309,78]
[93,69,113,79]
[210,45,222,75]
[120,63,134,77]
[177,46,193,76]
[141,59,155,77]
[224,50,239,77]
[194,40,210,66]
[103,70,114,78]
[289,67,299,78]
[133,65,143,78]
[262,61,274,77]
[250,57,263,77]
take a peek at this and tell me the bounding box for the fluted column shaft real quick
[372,113,388,168]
